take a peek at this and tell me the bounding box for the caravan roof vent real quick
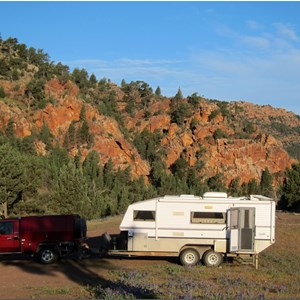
[180,194,195,198]
[203,192,228,199]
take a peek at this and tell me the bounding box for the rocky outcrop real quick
[0,78,298,186]
[1,79,150,178]
[204,135,295,185]
[0,101,32,137]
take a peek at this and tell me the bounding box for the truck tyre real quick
[38,248,58,264]
[203,250,222,267]
[180,248,200,267]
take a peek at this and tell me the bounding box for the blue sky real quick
[1,1,300,114]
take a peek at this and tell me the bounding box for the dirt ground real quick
[0,216,169,299]
[1,213,299,299]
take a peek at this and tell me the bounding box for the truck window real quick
[133,210,155,221]
[191,212,226,224]
[0,222,13,235]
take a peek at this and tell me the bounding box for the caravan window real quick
[191,212,226,224]
[133,210,156,221]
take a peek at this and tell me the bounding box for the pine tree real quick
[188,92,201,108]
[82,151,102,183]
[174,87,183,100]
[158,173,177,195]
[39,121,53,150]
[171,102,193,125]
[89,73,97,86]
[207,173,226,192]
[64,121,76,149]
[228,177,240,196]
[260,168,274,198]
[0,86,6,98]
[82,151,108,217]
[78,119,94,147]
[48,145,71,181]
[248,178,260,195]
[103,158,115,190]
[74,148,82,169]
[155,86,161,97]
[5,118,15,139]
[0,144,25,217]
[50,162,91,217]
[170,87,183,112]
[149,159,167,187]
[280,163,300,211]
[13,155,45,215]
[170,157,189,180]
[121,79,126,88]
[79,105,86,122]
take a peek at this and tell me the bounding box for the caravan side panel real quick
[155,200,228,239]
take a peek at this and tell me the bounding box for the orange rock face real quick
[0,78,298,187]
[0,79,150,178]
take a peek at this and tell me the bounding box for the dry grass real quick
[87,212,300,299]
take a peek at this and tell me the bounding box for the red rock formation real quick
[0,78,298,187]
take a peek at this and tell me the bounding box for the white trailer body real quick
[106,192,275,267]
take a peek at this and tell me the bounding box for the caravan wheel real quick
[203,250,222,267]
[180,248,200,267]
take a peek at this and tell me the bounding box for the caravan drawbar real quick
[100,192,275,268]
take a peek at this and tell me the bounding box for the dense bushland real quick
[0,35,299,217]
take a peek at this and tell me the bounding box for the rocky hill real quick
[1,36,300,192]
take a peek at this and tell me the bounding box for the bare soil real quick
[0,216,169,299]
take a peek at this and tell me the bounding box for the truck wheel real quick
[38,248,58,264]
[203,250,222,267]
[180,248,200,267]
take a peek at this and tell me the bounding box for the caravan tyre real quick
[203,250,222,267]
[180,248,200,267]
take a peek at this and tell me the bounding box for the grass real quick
[37,287,71,295]
[87,212,300,299]
[87,215,123,234]
[29,286,75,299]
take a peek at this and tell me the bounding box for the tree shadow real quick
[0,236,159,299]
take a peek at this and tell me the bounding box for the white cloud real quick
[215,25,238,39]
[65,59,109,68]
[239,35,271,49]
[64,21,300,114]
[246,20,263,30]
[273,23,298,41]
[216,20,299,54]
[118,58,182,66]
[185,46,300,113]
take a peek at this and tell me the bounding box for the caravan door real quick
[228,208,255,252]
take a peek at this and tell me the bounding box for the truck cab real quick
[0,215,87,264]
[0,219,20,253]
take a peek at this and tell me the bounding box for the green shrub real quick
[0,86,6,98]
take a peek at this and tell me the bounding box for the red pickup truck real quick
[0,214,87,264]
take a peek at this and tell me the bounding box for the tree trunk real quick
[1,201,8,218]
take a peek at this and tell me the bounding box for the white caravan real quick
[101,192,275,268]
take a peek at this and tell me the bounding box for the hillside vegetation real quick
[1,35,300,217]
